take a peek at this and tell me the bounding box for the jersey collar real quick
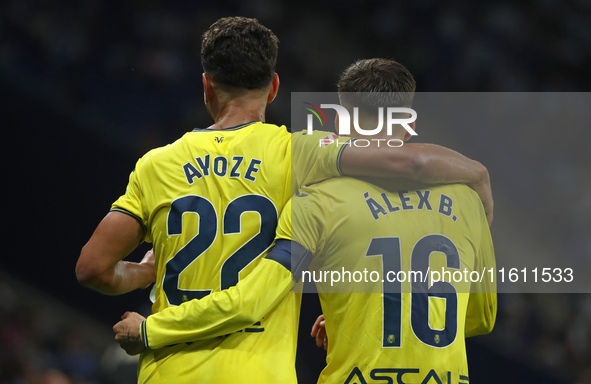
[192,121,260,132]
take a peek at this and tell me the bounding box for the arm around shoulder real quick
[339,143,493,225]
[144,251,293,349]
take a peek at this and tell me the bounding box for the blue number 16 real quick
[365,235,459,348]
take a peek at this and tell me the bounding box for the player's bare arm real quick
[113,311,147,355]
[76,212,155,295]
[339,143,493,225]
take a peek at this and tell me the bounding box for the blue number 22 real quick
[163,194,277,306]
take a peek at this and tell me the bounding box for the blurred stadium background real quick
[1,1,590,383]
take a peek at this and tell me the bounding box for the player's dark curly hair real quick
[337,58,416,108]
[201,17,279,90]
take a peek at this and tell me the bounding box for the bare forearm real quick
[78,260,154,295]
[342,143,482,182]
[406,144,487,184]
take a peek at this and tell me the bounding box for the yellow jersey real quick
[112,122,349,383]
[276,178,496,384]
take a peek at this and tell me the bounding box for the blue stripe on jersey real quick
[264,240,292,270]
[291,241,314,281]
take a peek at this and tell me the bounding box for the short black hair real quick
[337,58,416,108]
[201,17,279,90]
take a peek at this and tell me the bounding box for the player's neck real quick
[207,98,267,130]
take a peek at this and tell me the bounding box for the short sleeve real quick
[291,130,351,194]
[111,157,150,242]
[276,192,324,257]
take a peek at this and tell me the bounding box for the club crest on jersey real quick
[320,134,340,148]
[214,136,224,143]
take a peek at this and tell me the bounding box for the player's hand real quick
[113,311,147,355]
[311,314,327,350]
[139,249,157,288]
[467,167,494,226]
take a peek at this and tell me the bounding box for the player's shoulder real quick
[413,182,482,211]
[225,122,292,145]
[430,183,479,202]
[133,142,175,170]
[258,121,289,132]
[132,131,202,176]
[256,122,291,140]
[429,183,486,224]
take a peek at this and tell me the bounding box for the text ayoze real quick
[182,154,262,185]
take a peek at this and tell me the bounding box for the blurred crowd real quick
[494,293,591,382]
[0,276,137,384]
[1,0,590,150]
[1,0,591,383]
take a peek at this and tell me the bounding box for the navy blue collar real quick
[192,121,260,132]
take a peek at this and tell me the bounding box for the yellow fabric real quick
[142,257,294,348]
[277,178,496,384]
[111,122,349,384]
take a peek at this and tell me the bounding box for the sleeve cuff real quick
[140,319,150,349]
[336,138,352,176]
